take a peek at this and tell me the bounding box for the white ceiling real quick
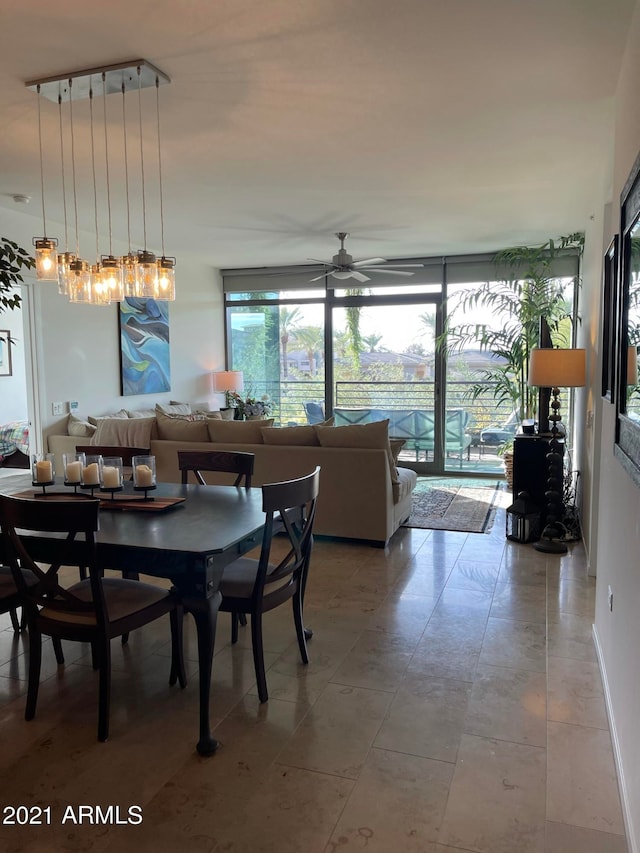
[0,0,635,269]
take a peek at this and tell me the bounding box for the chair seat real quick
[220,558,291,599]
[0,566,37,595]
[40,578,172,626]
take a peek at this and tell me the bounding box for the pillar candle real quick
[35,460,53,483]
[102,466,121,488]
[82,463,100,486]
[135,464,154,487]
[65,460,82,482]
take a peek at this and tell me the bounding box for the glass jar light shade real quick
[34,237,59,281]
[89,264,111,306]
[121,252,138,298]
[56,251,76,296]
[101,256,124,301]
[67,259,92,303]
[135,250,157,298]
[155,256,176,301]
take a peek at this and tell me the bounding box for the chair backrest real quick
[253,466,320,603]
[0,494,107,628]
[177,449,255,488]
[303,401,325,425]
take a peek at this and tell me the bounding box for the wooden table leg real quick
[185,591,221,757]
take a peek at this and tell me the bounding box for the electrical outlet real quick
[608,585,614,612]
[52,401,65,416]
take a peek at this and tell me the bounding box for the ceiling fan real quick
[309,232,422,282]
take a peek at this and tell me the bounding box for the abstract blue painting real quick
[119,298,170,395]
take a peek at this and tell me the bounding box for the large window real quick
[222,250,580,476]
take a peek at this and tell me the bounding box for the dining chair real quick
[177,449,255,488]
[218,466,320,703]
[0,493,186,743]
[0,566,32,634]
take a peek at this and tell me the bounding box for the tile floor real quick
[0,484,628,852]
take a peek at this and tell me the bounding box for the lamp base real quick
[533,537,568,555]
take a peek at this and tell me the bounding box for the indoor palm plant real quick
[442,233,584,425]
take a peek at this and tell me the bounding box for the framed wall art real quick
[119,298,170,396]
[601,235,619,402]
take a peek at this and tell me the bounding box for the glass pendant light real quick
[120,80,138,298]
[87,86,110,305]
[153,75,175,301]
[56,93,76,295]
[67,259,92,302]
[33,84,58,280]
[134,66,157,297]
[100,72,124,301]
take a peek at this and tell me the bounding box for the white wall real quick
[593,2,640,848]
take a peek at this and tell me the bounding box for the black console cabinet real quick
[512,434,556,512]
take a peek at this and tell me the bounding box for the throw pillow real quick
[205,411,222,419]
[156,411,209,442]
[170,400,212,413]
[315,419,398,483]
[260,425,320,446]
[207,418,275,444]
[156,402,192,416]
[126,408,156,418]
[87,408,128,426]
[389,438,406,465]
[67,413,96,437]
[92,416,156,447]
[219,408,236,421]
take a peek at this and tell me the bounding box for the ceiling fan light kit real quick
[310,232,422,282]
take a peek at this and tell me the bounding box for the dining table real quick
[0,472,267,756]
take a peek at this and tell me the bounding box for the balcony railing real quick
[251,378,515,441]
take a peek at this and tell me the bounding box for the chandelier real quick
[26,60,176,304]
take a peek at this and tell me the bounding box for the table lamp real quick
[527,347,586,554]
[212,370,244,407]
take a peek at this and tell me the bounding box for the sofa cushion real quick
[67,413,97,438]
[92,416,156,447]
[260,425,320,446]
[88,408,128,426]
[156,402,192,416]
[207,418,275,444]
[156,411,209,442]
[389,438,406,464]
[315,419,398,484]
[394,466,418,503]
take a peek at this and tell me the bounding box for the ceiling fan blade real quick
[366,269,414,277]
[381,263,423,268]
[352,257,386,267]
[307,258,332,265]
[309,273,328,282]
[331,270,353,280]
[347,270,371,283]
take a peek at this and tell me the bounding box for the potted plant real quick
[442,233,584,428]
[0,236,34,313]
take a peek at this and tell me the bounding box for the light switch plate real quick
[52,402,65,416]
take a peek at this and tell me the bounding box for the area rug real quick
[403,478,501,533]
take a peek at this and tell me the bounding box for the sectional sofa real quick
[47,406,417,546]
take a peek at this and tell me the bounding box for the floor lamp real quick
[527,347,586,554]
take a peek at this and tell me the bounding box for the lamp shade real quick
[212,370,244,394]
[528,348,586,388]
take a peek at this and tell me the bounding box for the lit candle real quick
[82,463,100,486]
[102,465,121,488]
[35,460,53,483]
[135,464,154,487]
[65,460,82,483]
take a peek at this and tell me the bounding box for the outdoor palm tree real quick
[362,333,383,352]
[293,326,324,376]
[279,306,303,378]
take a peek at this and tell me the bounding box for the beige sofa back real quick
[151,439,397,544]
